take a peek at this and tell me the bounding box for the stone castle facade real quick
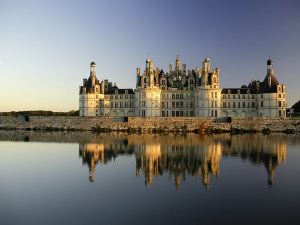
[79,56,286,118]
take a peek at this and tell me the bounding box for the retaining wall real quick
[0,116,299,133]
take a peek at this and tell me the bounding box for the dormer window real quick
[115,90,118,94]
[125,90,128,94]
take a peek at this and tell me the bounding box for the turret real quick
[267,59,273,88]
[100,80,105,94]
[175,54,181,71]
[90,61,96,86]
[202,57,210,74]
[136,68,141,87]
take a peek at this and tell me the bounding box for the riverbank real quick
[0,116,299,133]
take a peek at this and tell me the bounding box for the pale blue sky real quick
[0,0,299,111]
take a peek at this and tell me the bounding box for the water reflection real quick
[78,134,287,188]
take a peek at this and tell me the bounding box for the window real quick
[211,92,214,98]
[261,101,263,107]
[233,95,236,99]
[162,111,165,117]
[176,102,179,108]
[278,101,281,107]
[190,102,194,108]
[211,110,214,117]
[233,102,236,108]
[279,110,282,117]
[242,102,245,108]
[172,111,175,117]
[228,102,231,108]
[238,95,240,99]
[115,102,118,108]
[242,95,245,99]
[252,102,255,108]
[278,94,281,98]
[238,102,240,108]
[162,102,165,108]
[215,110,217,117]
[180,102,183,108]
[223,102,226,108]
[172,102,175,108]
[190,111,194,117]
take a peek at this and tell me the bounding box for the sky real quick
[0,0,299,111]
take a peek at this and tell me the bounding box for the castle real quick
[79,56,286,118]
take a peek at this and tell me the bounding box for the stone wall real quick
[0,116,299,133]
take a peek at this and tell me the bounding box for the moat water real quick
[0,131,300,225]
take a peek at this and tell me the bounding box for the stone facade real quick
[79,56,286,118]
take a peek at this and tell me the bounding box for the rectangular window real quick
[279,110,281,117]
[261,101,263,107]
[238,102,240,108]
[228,102,231,108]
[176,102,179,108]
[278,101,281,107]
[215,110,217,117]
[223,102,226,108]
[233,102,236,108]
[162,111,165,117]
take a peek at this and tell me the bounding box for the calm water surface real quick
[0,131,300,225]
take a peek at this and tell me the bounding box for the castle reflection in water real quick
[79,134,286,189]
